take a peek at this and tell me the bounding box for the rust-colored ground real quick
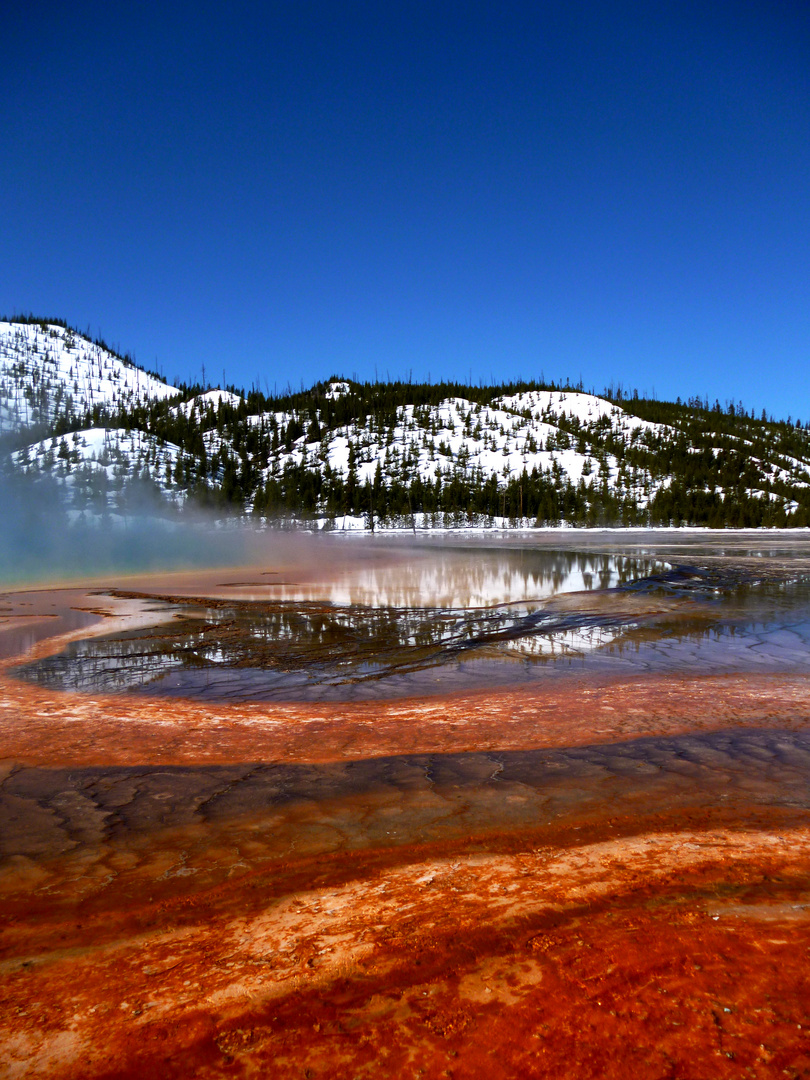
[1,579,810,1078]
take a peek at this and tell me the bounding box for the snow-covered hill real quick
[12,427,185,512]
[245,386,675,515]
[0,320,178,433]
[4,321,810,528]
[174,389,243,419]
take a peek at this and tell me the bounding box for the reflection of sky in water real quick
[502,624,623,658]
[602,601,810,674]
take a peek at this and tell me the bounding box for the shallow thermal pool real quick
[11,538,810,701]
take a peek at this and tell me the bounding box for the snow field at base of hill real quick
[272,515,810,534]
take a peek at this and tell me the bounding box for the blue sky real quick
[3,1,809,418]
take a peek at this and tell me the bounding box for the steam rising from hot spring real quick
[0,470,258,584]
[0,468,406,586]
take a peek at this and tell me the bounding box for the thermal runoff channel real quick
[2,531,810,1079]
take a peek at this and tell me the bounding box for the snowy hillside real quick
[0,320,178,434]
[246,386,675,515]
[174,389,243,419]
[4,320,810,528]
[12,427,185,512]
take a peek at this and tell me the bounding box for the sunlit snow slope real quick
[4,321,810,527]
[0,321,177,433]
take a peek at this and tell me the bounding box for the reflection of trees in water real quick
[18,594,647,695]
[277,550,663,608]
[18,558,810,699]
[16,643,186,694]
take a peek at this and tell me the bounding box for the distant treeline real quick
[8,317,810,528]
[56,377,810,529]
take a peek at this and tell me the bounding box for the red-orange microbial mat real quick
[1,577,810,1079]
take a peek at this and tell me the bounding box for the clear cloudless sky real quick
[2,1,809,419]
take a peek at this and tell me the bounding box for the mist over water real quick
[5,466,810,702]
[0,471,256,584]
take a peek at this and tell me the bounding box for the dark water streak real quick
[2,729,810,870]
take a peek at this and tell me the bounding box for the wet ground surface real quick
[2,532,810,1078]
[11,553,810,701]
[2,728,810,873]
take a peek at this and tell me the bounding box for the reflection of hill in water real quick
[263,549,660,608]
[13,552,810,702]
